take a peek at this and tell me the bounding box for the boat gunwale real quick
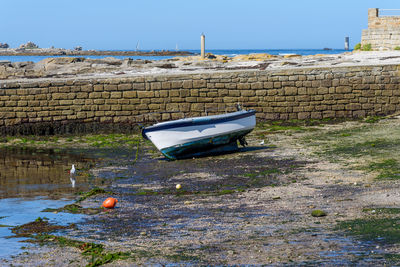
[142,109,255,136]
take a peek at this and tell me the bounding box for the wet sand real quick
[2,117,400,265]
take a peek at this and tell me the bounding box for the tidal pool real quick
[0,198,87,259]
[0,147,101,259]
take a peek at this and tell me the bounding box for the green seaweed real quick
[311,210,327,217]
[20,231,130,267]
[328,139,394,157]
[384,253,400,264]
[84,134,141,148]
[11,217,69,238]
[363,207,400,215]
[336,218,400,244]
[364,116,382,124]
[77,188,109,202]
[367,159,400,180]
[42,204,103,215]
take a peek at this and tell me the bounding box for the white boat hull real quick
[142,110,256,159]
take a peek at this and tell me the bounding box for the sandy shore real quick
[2,115,400,265]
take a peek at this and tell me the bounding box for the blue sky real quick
[1,0,399,50]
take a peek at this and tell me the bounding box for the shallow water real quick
[0,147,102,259]
[0,148,97,199]
[0,197,86,259]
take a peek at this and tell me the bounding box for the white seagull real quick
[70,164,76,176]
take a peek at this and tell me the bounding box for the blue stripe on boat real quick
[142,109,255,136]
[160,128,252,160]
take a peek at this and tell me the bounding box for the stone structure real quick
[361,8,400,50]
[0,64,400,134]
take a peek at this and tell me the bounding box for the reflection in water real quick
[0,148,97,199]
[70,164,76,188]
[70,177,76,188]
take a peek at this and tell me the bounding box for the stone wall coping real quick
[0,63,397,88]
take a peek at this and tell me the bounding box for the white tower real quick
[201,33,205,58]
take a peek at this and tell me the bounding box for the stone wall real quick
[361,8,400,50]
[367,8,400,29]
[0,64,400,134]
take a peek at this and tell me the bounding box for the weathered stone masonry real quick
[362,8,400,50]
[0,64,400,134]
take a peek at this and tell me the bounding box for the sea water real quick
[0,148,98,260]
[0,49,349,63]
[0,197,86,259]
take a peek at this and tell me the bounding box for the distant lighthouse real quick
[201,33,205,58]
[345,37,350,50]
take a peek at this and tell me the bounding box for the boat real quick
[142,109,256,160]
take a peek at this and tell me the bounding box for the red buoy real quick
[102,197,118,209]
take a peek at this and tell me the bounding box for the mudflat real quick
[2,115,400,265]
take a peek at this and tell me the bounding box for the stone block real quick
[111,92,122,99]
[180,89,190,97]
[89,92,102,99]
[123,91,137,98]
[76,112,87,119]
[79,85,92,92]
[250,82,263,89]
[151,82,162,90]
[183,80,193,89]
[335,86,352,94]
[171,81,183,89]
[241,90,255,97]
[284,87,297,95]
[191,103,204,111]
[94,84,103,91]
[311,112,322,119]
[229,90,240,97]
[353,110,366,117]
[225,83,236,89]
[298,112,310,120]
[323,110,336,118]
[161,82,171,89]
[132,83,145,90]
[193,80,207,88]
[118,83,132,90]
[52,93,69,100]
[59,100,73,105]
[137,91,154,98]
[263,82,274,89]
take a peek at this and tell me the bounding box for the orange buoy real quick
[102,197,118,209]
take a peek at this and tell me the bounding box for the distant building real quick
[361,8,400,50]
[0,43,9,48]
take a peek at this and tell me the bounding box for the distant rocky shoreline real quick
[2,51,400,81]
[0,48,193,57]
